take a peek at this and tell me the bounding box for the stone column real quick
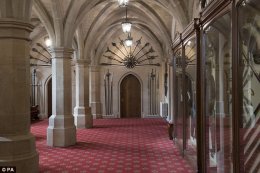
[74,59,93,128]
[47,48,76,147]
[0,20,39,172]
[90,66,102,119]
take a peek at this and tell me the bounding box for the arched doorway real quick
[47,78,52,118]
[120,74,141,118]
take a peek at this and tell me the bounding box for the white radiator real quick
[160,102,168,118]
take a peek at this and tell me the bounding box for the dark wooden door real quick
[47,78,52,118]
[120,74,141,118]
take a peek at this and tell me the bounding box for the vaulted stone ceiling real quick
[29,0,200,64]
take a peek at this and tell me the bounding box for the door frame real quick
[118,72,143,118]
[44,75,52,119]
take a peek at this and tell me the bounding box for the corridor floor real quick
[31,118,195,173]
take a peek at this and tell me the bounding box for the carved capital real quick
[49,47,74,59]
[75,59,91,65]
[90,65,101,72]
[0,19,34,41]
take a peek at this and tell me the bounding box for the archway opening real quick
[47,78,52,118]
[120,74,141,118]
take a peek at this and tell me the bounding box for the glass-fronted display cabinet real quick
[171,0,259,172]
[237,0,260,172]
[174,44,185,155]
[172,20,199,172]
[184,35,198,170]
[201,0,216,8]
[202,11,233,173]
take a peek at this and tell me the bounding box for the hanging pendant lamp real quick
[118,0,129,7]
[122,6,132,33]
[124,33,133,47]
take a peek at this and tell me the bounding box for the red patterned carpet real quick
[31,118,195,173]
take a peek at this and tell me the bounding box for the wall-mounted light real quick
[44,37,52,47]
[118,0,129,7]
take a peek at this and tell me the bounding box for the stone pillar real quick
[0,20,39,172]
[90,66,102,119]
[74,59,93,128]
[47,48,76,147]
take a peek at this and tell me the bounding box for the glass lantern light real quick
[122,22,132,33]
[125,34,133,47]
[118,0,129,7]
[122,6,132,33]
[44,37,52,47]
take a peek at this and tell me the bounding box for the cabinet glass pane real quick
[184,37,197,170]
[203,12,233,172]
[238,1,260,172]
[174,47,185,153]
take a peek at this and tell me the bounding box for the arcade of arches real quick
[0,0,259,173]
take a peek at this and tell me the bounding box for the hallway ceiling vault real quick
[29,0,200,64]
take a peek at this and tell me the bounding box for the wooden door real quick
[120,74,141,118]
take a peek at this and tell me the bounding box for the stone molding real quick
[49,47,74,59]
[0,134,37,159]
[90,65,101,72]
[0,19,34,41]
[75,59,91,65]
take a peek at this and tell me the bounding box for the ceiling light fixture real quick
[44,37,52,47]
[118,0,129,7]
[122,6,132,33]
[124,34,133,47]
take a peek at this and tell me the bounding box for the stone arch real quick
[44,75,52,119]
